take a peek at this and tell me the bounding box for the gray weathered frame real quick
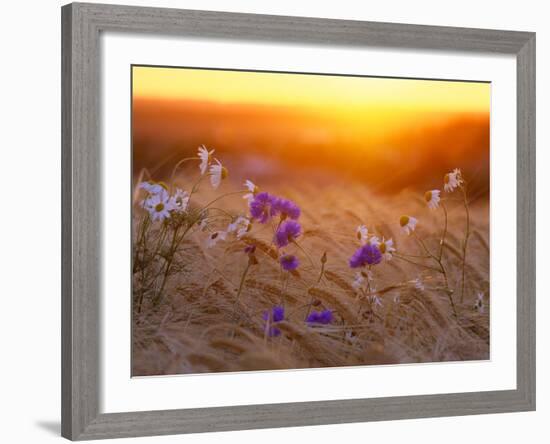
[61,2,536,440]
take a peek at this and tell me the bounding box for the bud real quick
[320,251,327,264]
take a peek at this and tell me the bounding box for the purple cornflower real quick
[274,220,302,248]
[280,254,299,271]
[249,192,275,224]
[307,309,333,325]
[262,305,285,337]
[349,243,382,268]
[272,197,301,220]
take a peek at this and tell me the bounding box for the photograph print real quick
[131,66,490,376]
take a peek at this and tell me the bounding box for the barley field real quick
[131,165,489,376]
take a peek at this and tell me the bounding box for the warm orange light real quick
[132,66,490,114]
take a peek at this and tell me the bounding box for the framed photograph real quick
[61,2,535,440]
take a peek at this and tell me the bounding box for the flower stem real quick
[412,231,457,317]
[235,262,251,305]
[460,184,471,303]
[202,190,247,210]
[169,156,199,191]
[292,240,315,268]
[439,201,449,261]
[393,253,441,272]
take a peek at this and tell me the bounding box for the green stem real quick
[292,240,315,268]
[460,184,471,303]
[235,262,251,305]
[412,232,456,317]
[169,156,199,191]
[439,201,448,261]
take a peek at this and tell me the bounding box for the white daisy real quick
[444,168,463,193]
[144,192,174,222]
[209,159,228,189]
[399,215,418,235]
[424,189,441,210]
[139,181,168,198]
[474,292,485,314]
[368,294,382,307]
[413,278,425,291]
[356,225,369,244]
[352,272,365,290]
[169,188,189,213]
[198,145,214,175]
[206,230,227,248]
[243,180,259,203]
[227,216,251,239]
[345,331,358,345]
[198,218,209,231]
[378,237,396,260]
[368,235,380,246]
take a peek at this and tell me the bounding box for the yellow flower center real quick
[379,242,387,254]
[444,174,450,184]
[253,186,259,194]
[424,191,432,202]
[155,203,165,212]
[221,167,228,180]
[400,215,409,227]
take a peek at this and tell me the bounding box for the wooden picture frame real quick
[61,2,535,440]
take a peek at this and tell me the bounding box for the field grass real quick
[131,169,489,376]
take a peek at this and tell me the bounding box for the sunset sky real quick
[132,66,490,114]
[132,66,490,195]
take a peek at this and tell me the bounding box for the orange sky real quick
[133,66,490,111]
[131,66,490,195]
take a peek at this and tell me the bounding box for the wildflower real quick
[249,192,275,224]
[378,237,396,260]
[425,189,441,210]
[356,225,369,244]
[349,243,382,268]
[274,220,302,248]
[209,159,228,189]
[413,278,425,291]
[368,294,383,308]
[198,217,209,231]
[399,215,418,235]
[272,197,301,220]
[368,235,381,246]
[206,230,227,248]
[280,254,299,271]
[144,192,174,222]
[139,181,168,197]
[444,168,463,193]
[352,272,365,290]
[198,145,214,175]
[345,331,358,344]
[262,305,285,337]
[169,188,190,213]
[227,216,251,239]
[139,182,169,214]
[306,309,333,325]
[474,292,485,313]
[243,180,259,203]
